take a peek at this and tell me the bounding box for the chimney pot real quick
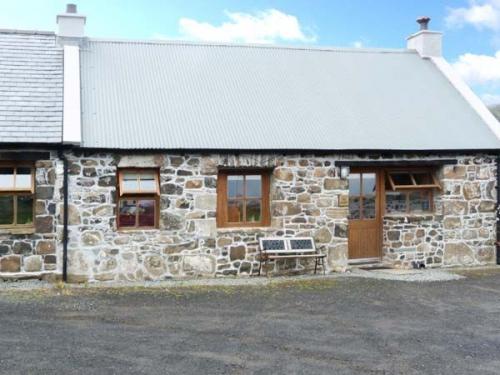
[417,16,431,30]
[66,4,77,14]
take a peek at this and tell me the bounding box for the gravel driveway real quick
[0,269,499,375]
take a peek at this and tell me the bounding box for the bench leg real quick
[258,258,262,276]
[314,257,318,274]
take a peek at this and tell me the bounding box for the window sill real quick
[0,227,35,235]
[117,228,159,233]
[217,226,276,233]
[383,213,436,222]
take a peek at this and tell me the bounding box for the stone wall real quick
[383,156,497,268]
[65,152,349,282]
[0,150,62,278]
[0,150,494,282]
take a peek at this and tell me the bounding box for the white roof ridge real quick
[86,36,413,54]
[0,28,55,36]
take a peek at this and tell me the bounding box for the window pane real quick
[138,199,156,227]
[386,192,407,214]
[119,199,137,227]
[139,172,157,192]
[413,172,433,185]
[246,199,261,222]
[362,173,376,219]
[17,195,33,225]
[349,173,361,195]
[390,173,413,186]
[362,173,376,195]
[16,168,32,190]
[122,172,139,192]
[0,195,14,225]
[409,191,431,213]
[349,196,361,219]
[0,168,14,189]
[227,199,244,222]
[363,196,376,219]
[245,175,262,198]
[228,176,244,198]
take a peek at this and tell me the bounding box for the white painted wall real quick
[57,13,86,38]
[407,31,442,58]
[63,45,81,145]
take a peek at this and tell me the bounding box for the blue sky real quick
[1,0,499,105]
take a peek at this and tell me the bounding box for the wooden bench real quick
[258,237,326,275]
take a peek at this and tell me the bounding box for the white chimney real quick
[57,4,86,38]
[57,4,83,145]
[406,17,442,58]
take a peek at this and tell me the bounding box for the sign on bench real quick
[258,237,325,275]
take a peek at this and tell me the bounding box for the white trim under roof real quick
[431,56,500,141]
[62,45,81,145]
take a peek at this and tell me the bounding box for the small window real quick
[387,170,440,190]
[119,170,159,195]
[217,170,271,227]
[0,165,35,227]
[117,169,159,229]
[385,169,437,214]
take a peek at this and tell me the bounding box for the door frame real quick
[348,168,385,262]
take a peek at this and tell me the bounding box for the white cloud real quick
[446,0,500,30]
[177,9,316,44]
[352,41,363,48]
[452,51,500,85]
[482,93,500,104]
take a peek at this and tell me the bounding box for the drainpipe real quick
[58,149,69,282]
[497,156,500,265]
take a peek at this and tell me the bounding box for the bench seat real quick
[266,254,326,259]
[258,237,326,275]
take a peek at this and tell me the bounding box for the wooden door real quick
[348,170,382,261]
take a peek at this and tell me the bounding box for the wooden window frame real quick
[118,168,160,196]
[116,168,160,230]
[217,170,271,228]
[0,163,35,228]
[384,168,438,215]
[387,169,440,190]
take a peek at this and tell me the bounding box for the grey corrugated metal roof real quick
[80,39,500,150]
[0,30,63,143]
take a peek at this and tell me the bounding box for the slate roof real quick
[80,39,500,151]
[0,30,63,143]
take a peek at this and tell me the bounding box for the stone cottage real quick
[0,6,499,282]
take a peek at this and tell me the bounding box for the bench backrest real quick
[259,237,316,254]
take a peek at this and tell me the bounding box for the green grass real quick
[0,277,339,301]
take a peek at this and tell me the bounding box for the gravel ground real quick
[0,268,499,374]
[0,267,468,292]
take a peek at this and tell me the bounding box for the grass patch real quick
[0,276,339,302]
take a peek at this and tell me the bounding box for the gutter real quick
[58,149,69,282]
